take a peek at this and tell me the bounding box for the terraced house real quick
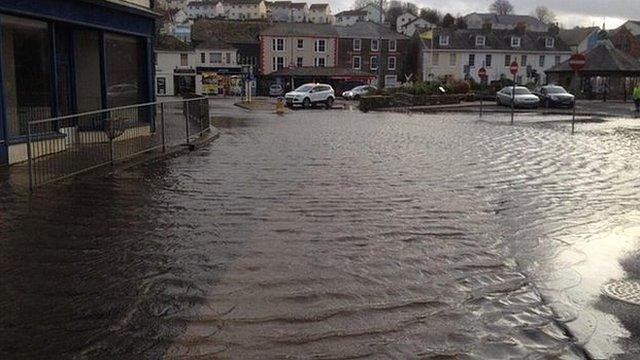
[418,25,572,85]
[336,22,410,87]
[0,0,156,165]
[225,0,267,20]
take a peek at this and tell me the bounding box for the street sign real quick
[569,53,586,71]
[478,67,487,78]
[510,61,519,75]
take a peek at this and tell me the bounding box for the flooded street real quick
[2,105,640,359]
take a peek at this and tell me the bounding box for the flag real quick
[420,30,434,40]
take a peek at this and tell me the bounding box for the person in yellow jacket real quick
[634,84,640,114]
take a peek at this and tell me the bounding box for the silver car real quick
[496,86,540,108]
[342,85,376,100]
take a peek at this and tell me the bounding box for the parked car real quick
[533,85,575,108]
[496,86,540,108]
[342,85,376,100]
[284,83,335,109]
[269,83,284,97]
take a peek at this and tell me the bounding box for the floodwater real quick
[2,107,640,359]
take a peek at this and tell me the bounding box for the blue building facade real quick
[0,0,156,165]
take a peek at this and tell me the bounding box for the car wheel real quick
[354,95,361,101]
[302,98,311,109]
[496,97,502,106]
[545,99,550,108]
[325,97,334,109]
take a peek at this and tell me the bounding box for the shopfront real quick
[0,0,156,165]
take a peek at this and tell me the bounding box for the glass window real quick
[555,55,561,65]
[539,55,545,67]
[315,39,326,52]
[511,37,521,47]
[201,53,206,63]
[353,56,361,69]
[210,52,222,63]
[105,33,144,107]
[180,53,188,66]
[297,39,304,49]
[476,36,485,46]
[371,39,379,51]
[314,57,325,67]
[449,53,456,66]
[296,57,303,67]
[1,15,52,137]
[389,40,396,52]
[485,54,492,67]
[74,30,102,113]
[468,54,475,67]
[353,38,361,51]
[432,53,439,66]
[521,55,527,66]
[504,54,511,67]
[439,35,449,46]
[545,38,555,48]
[371,56,378,70]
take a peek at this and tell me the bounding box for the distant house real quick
[464,13,549,32]
[558,27,600,53]
[609,26,640,59]
[396,12,416,32]
[225,0,267,20]
[185,1,224,19]
[397,17,435,36]
[266,1,308,22]
[621,20,640,36]
[308,3,333,24]
[335,4,383,26]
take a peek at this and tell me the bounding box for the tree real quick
[489,0,514,15]
[533,6,556,24]
[442,13,455,28]
[385,1,419,27]
[419,8,441,25]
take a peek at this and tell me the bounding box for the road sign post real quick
[478,67,487,119]
[510,61,519,125]
[569,53,586,134]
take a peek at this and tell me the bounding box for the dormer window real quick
[545,37,555,48]
[511,36,521,48]
[439,35,450,46]
[475,35,485,46]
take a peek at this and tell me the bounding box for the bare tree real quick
[533,6,556,24]
[419,8,442,25]
[489,0,514,15]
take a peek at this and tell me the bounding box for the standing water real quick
[1,109,640,359]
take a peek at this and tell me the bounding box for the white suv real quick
[284,83,335,109]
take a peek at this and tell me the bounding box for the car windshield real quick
[295,85,314,92]
[514,88,531,95]
[545,86,567,94]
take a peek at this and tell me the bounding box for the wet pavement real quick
[2,101,640,359]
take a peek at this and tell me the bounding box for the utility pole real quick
[378,0,384,88]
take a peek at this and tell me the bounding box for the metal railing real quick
[26,97,211,191]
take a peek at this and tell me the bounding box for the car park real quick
[342,85,376,100]
[533,85,575,108]
[284,83,335,109]
[496,86,540,108]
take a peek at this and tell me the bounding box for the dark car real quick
[533,85,575,108]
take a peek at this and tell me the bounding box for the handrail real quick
[28,97,209,125]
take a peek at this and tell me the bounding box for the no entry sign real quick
[510,61,519,75]
[569,53,586,71]
[478,67,487,78]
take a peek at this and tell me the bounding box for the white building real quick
[267,1,308,22]
[396,12,416,32]
[622,20,640,36]
[156,0,189,9]
[225,0,267,20]
[308,3,333,24]
[420,29,572,85]
[155,35,197,96]
[464,13,549,32]
[185,1,225,19]
[335,4,383,26]
[397,16,434,36]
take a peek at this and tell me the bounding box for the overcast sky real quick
[324,0,639,29]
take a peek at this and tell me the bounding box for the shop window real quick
[180,53,188,66]
[74,30,102,113]
[1,15,52,137]
[105,33,144,107]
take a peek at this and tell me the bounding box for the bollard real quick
[275,97,285,115]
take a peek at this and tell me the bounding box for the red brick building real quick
[610,26,640,59]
